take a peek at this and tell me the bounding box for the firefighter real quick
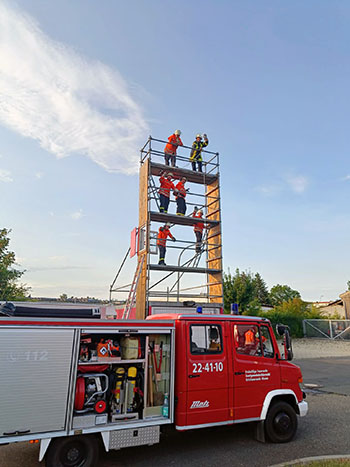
[192,207,205,254]
[244,327,256,346]
[164,130,183,167]
[158,171,175,213]
[174,177,188,216]
[157,223,176,265]
[190,133,209,172]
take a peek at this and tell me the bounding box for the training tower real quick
[110,136,223,319]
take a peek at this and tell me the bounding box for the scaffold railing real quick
[140,136,220,176]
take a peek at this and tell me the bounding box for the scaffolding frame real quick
[109,136,223,318]
[139,136,223,317]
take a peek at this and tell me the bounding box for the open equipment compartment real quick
[71,322,174,431]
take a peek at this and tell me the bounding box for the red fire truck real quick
[0,312,307,466]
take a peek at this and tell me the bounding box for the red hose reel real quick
[74,371,108,413]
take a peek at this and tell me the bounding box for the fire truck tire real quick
[264,401,298,443]
[45,435,99,467]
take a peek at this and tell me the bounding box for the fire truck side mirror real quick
[276,324,293,361]
[276,324,286,337]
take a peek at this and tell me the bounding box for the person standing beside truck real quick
[190,133,209,172]
[157,223,176,265]
[164,130,183,167]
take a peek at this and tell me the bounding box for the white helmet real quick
[197,210,203,216]
[196,133,202,139]
[175,129,181,135]
[165,222,171,227]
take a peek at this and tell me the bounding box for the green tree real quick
[260,298,321,337]
[252,272,270,305]
[269,284,301,306]
[223,268,258,313]
[0,228,29,300]
[347,280,350,291]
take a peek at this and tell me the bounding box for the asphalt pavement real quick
[1,357,349,467]
[295,357,350,396]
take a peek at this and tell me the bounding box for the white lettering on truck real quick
[190,400,210,409]
[245,369,270,382]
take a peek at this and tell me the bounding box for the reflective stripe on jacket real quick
[165,134,183,154]
[159,176,175,197]
[157,227,174,246]
[190,139,208,161]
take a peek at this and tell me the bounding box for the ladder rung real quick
[208,245,221,252]
[207,232,221,240]
[207,209,220,218]
[207,199,218,208]
[206,186,219,197]
[207,256,222,263]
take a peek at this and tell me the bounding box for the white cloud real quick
[0,168,13,182]
[35,171,44,179]
[71,209,84,220]
[341,175,350,181]
[287,175,308,193]
[256,183,282,196]
[256,174,309,196]
[0,2,149,175]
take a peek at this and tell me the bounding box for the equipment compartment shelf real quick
[78,358,146,365]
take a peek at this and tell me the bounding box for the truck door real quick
[231,322,280,420]
[186,321,229,427]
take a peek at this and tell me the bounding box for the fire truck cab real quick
[149,313,307,442]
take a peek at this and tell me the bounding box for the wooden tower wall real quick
[206,179,223,303]
[136,159,149,319]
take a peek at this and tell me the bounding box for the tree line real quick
[223,268,301,313]
[223,268,323,336]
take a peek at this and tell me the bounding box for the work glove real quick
[172,237,176,242]
[203,133,208,139]
[194,206,198,212]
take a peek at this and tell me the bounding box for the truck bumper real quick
[298,400,308,417]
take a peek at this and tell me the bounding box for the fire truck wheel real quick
[264,401,298,443]
[45,435,99,467]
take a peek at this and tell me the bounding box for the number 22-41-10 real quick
[193,362,223,373]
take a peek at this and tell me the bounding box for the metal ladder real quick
[122,255,145,319]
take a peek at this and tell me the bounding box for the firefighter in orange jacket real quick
[157,223,176,265]
[192,208,205,254]
[158,171,175,213]
[164,130,183,167]
[174,177,187,216]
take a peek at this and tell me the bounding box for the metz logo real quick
[190,400,210,409]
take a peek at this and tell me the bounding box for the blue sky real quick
[1,0,350,301]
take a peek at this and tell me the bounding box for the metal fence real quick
[303,319,350,340]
